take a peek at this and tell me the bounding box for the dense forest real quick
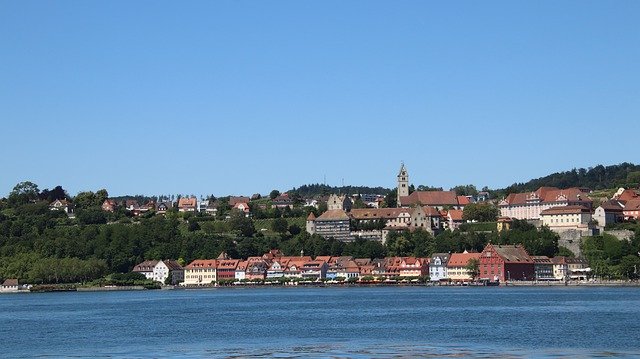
[500,162,640,195]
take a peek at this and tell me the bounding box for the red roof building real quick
[399,191,463,209]
[479,243,534,282]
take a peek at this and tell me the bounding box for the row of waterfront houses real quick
[132,244,590,287]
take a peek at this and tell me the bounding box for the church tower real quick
[397,162,409,206]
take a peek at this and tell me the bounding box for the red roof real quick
[400,191,460,207]
[457,196,471,205]
[502,187,591,206]
[615,189,640,202]
[447,252,481,267]
[316,209,350,221]
[185,260,217,269]
[540,205,591,215]
[178,197,197,208]
[448,209,464,221]
[349,208,411,220]
[624,199,640,211]
[482,244,533,264]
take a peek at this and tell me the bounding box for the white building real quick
[539,205,594,235]
[153,260,184,285]
[132,260,158,280]
[429,253,450,282]
[499,187,592,220]
[593,200,624,228]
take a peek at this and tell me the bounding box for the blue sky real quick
[1,1,639,197]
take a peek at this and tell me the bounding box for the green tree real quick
[39,186,68,202]
[451,184,478,197]
[73,191,97,210]
[95,189,109,205]
[76,207,107,225]
[557,246,575,257]
[465,258,480,281]
[462,203,499,222]
[228,210,255,237]
[618,255,640,279]
[8,181,40,206]
[352,196,366,209]
[288,224,301,236]
[271,218,288,234]
[383,188,397,208]
[269,190,280,200]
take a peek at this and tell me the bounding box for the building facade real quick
[479,244,534,282]
[306,209,353,241]
[183,260,217,285]
[498,187,592,220]
[429,253,450,282]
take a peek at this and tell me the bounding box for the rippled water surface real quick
[1,286,639,358]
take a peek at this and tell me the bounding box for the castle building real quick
[327,194,352,212]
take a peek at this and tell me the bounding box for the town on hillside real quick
[1,163,640,291]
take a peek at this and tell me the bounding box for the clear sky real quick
[1,1,639,197]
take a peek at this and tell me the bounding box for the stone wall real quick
[558,230,586,257]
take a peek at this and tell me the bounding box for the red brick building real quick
[479,244,534,282]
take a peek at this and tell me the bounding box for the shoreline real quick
[5,280,640,293]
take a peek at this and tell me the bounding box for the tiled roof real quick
[229,196,251,206]
[614,189,640,202]
[540,205,591,215]
[236,260,249,271]
[624,199,640,211]
[457,196,471,205]
[354,258,371,266]
[485,244,533,263]
[430,253,450,263]
[133,260,159,272]
[447,252,481,267]
[185,260,217,269]
[316,209,350,221]
[349,208,410,220]
[178,197,197,208]
[420,206,441,216]
[217,260,239,269]
[2,279,18,286]
[502,187,591,206]
[531,256,552,264]
[598,200,624,212]
[448,209,464,221]
[400,191,460,206]
[162,259,183,271]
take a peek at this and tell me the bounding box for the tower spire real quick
[397,162,409,207]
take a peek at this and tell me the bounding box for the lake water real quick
[1,286,639,358]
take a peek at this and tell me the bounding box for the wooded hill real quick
[289,163,640,198]
[500,162,640,195]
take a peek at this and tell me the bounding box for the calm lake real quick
[1,286,639,358]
